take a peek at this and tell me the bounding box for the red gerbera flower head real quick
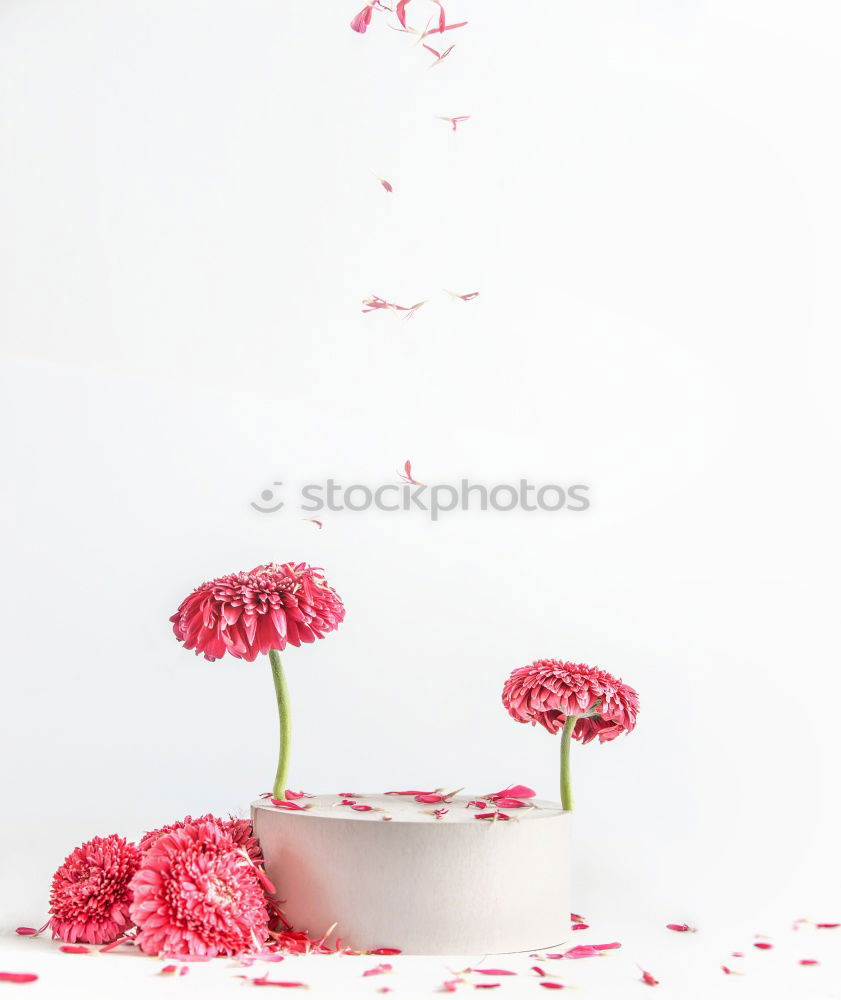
[502,659,639,743]
[129,819,270,958]
[49,835,141,944]
[170,562,345,662]
[139,815,262,863]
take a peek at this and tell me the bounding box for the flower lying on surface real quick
[140,815,261,862]
[502,660,639,811]
[129,819,269,958]
[49,835,141,944]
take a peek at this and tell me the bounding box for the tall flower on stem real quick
[501,659,639,810]
[170,562,345,800]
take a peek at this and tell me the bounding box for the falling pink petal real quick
[571,923,589,931]
[640,968,659,986]
[817,923,840,928]
[179,967,190,976]
[440,981,460,993]
[0,974,39,984]
[538,985,565,991]
[59,945,91,954]
[14,928,38,937]
[473,969,516,976]
[531,967,546,976]
[437,115,471,132]
[721,966,743,976]
[396,0,411,28]
[754,942,773,950]
[363,296,427,318]
[379,178,393,193]
[666,923,693,932]
[570,913,585,922]
[350,4,374,33]
[398,461,427,486]
[592,943,622,951]
[474,986,501,991]
[799,959,819,966]
[160,966,178,975]
[423,43,455,67]
[302,519,323,529]
[363,964,393,977]
[423,19,468,36]
[444,289,480,301]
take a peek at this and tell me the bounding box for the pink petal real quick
[363,964,392,977]
[539,985,565,991]
[754,942,773,950]
[799,959,819,966]
[489,785,536,800]
[571,923,589,930]
[350,4,373,33]
[0,974,39,983]
[559,946,599,960]
[474,969,516,976]
[59,945,90,954]
[14,928,38,936]
[640,969,659,986]
[666,923,692,932]
[369,948,401,956]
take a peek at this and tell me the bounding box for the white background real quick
[1,1,840,996]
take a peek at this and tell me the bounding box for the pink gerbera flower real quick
[502,659,639,743]
[49,835,141,944]
[502,659,639,811]
[170,562,344,662]
[139,815,261,863]
[171,562,346,800]
[129,819,269,958]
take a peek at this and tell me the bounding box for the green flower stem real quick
[560,715,578,811]
[269,649,291,801]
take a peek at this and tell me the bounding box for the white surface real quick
[252,794,570,954]
[1,0,841,996]
[1,918,839,998]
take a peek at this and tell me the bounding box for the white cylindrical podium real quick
[252,793,571,955]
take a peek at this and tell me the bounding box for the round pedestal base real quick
[252,792,571,955]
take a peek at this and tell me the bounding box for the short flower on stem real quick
[502,659,639,810]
